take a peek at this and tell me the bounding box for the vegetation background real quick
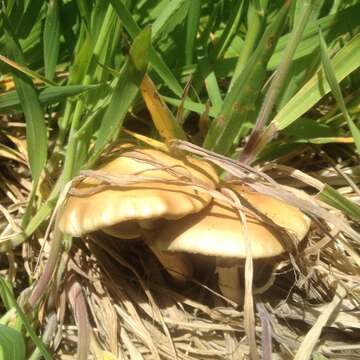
[0,0,360,359]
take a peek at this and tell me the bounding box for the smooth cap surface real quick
[233,186,311,242]
[59,147,218,236]
[154,198,287,259]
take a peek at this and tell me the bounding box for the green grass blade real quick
[0,54,57,86]
[108,0,183,96]
[269,3,360,70]
[316,185,360,221]
[0,279,15,310]
[203,1,291,155]
[152,0,189,43]
[15,0,43,39]
[199,56,223,112]
[43,0,60,80]
[185,0,200,65]
[0,324,25,360]
[213,0,245,60]
[0,84,99,111]
[270,33,360,132]
[2,15,47,184]
[319,28,360,154]
[0,278,53,360]
[163,96,218,117]
[230,0,265,87]
[240,0,314,163]
[88,27,151,166]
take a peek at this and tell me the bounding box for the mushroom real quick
[232,185,311,242]
[152,186,311,304]
[58,145,219,282]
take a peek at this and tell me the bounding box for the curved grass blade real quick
[0,84,99,111]
[319,28,360,154]
[203,1,291,155]
[88,27,151,166]
[43,0,60,80]
[2,14,47,185]
[0,55,57,86]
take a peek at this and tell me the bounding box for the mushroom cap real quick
[233,186,311,241]
[58,147,218,236]
[102,222,142,239]
[154,198,287,259]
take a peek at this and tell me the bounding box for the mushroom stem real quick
[252,262,276,295]
[146,242,193,283]
[216,265,242,304]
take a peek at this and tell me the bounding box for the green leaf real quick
[319,28,360,154]
[88,27,151,166]
[0,324,26,360]
[203,1,291,155]
[43,0,60,80]
[0,85,100,112]
[2,14,47,185]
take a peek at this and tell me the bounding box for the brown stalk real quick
[67,274,91,360]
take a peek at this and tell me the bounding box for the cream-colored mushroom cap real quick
[154,198,287,259]
[233,186,311,242]
[58,146,218,237]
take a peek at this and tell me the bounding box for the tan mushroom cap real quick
[233,186,311,242]
[102,222,142,239]
[58,147,219,237]
[154,198,287,259]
